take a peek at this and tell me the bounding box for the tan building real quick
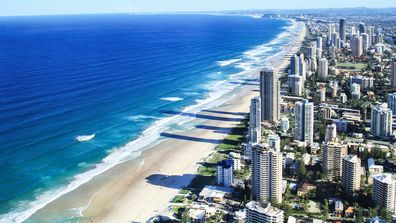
[322,142,348,179]
[341,155,361,193]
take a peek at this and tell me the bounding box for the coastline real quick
[78,20,306,222]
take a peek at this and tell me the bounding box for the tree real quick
[298,159,307,180]
[355,205,363,223]
[322,199,329,221]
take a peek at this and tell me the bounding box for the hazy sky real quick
[1,0,395,16]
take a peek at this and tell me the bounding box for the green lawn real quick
[337,62,367,70]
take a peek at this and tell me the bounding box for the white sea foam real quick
[160,97,183,102]
[127,115,158,122]
[217,58,242,67]
[0,19,305,223]
[75,134,95,142]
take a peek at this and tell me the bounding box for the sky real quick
[0,0,395,16]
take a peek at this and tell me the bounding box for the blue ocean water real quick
[0,14,291,222]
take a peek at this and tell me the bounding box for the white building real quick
[323,142,348,178]
[371,103,393,139]
[325,124,338,143]
[251,145,283,204]
[318,58,328,81]
[280,117,290,132]
[341,155,361,193]
[246,201,284,223]
[295,100,314,145]
[372,173,396,213]
[217,160,233,187]
[350,75,374,89]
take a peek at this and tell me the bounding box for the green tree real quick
[298,159,307,180]
[322,199,329,221]
[355,205,363,223]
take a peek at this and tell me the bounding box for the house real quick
[345,206,354,218]
[198,186,233,203]
[297,182,317,197]
[188,209,205,223]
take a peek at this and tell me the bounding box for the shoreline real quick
[79,21,306,222]
[15,19,306,223]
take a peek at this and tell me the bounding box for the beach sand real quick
[76,21,307,223]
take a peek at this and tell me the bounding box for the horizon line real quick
[1,6,396,17]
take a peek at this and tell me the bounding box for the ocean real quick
[0,14,295,222]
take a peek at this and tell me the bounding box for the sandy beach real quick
[35,20,305,223]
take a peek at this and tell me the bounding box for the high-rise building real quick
[260,67,280,122]
[319,87,326,102]
[280,117,289,132]
[387,93,396,116]
[249,96,262,144]
[372,173,396,213]
[246,201,284,223]
[328,23,335,43]
[251,145,283,204]
[323,142,348,179]
[217,159,233,187]
[349,75,374,89]
[351,36,363,57]
[288,75,303,96]
[299,54,306,80]
[342,155,361,193]
[371,103,393,139]
[290,54,299,75]
[359,23,366,34]
[350,83,361,100]
[268,134,281,152]
[391,57,396,88]
[318,58,328,81]
[325,124,338,143]
[295,100,314,145]
[362,33,370,50]
[340,18,346,42]
[316,36,322,50]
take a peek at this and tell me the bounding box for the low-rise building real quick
[246,201,284,223]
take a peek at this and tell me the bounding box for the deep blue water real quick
[0,14,288,222]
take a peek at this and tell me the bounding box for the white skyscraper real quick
[372,173,396,213]
[246,201,284,223]
[371,103,393,139]
[342,155,361,193]
[294,100,314,145]
[251,145,283,204]
[249,96,262,144]
[318,58,328,81]
[350,83,361,100]
[328,24,335,43]
[316,36,322,50]
[260,67,280,122]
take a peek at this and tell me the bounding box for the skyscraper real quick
[323,142,348,179]
[372,173,396,213]
[290,54,299,75]
[340,18,346,42]
[268,134,281,152]
[217,159,233,187]
[251,144,283,204]
[351,36,363,57]
[249,96,262,144]
[341,155,361,193]
[387,93,396,116]
[316,36,322,50]
[328,23,335,43]
[260,67,280,122]
[325,124,338,143]
[294,100,314,145]
[391,57,396,88]
[359,23,366,34]
[371,103,393,139]
[299,54,306,80]
[318,58,328,81]
[350,83,361,100]
[246,201,284,223]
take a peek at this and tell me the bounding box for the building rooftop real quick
[373,173,396,184]
[343,154,359,163]
[246,201,283,216]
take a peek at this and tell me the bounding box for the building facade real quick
[342,155,361,193]
[295,100,314,145]
[260,67,280,122]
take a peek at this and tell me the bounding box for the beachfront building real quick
[323,142,348,179]
[217,159,233,187]
[391,57,396,88]
[294,99,314,146]
[341,155,361,193]
[387,93,396,116]
[318,58,328,81]
[249,96,262,144]
[260,67,280,122]
[251,144,282,204]
[246,201,284,223]
[372,173,396,213]
[351,35,363,57]
[371,103,393,140]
